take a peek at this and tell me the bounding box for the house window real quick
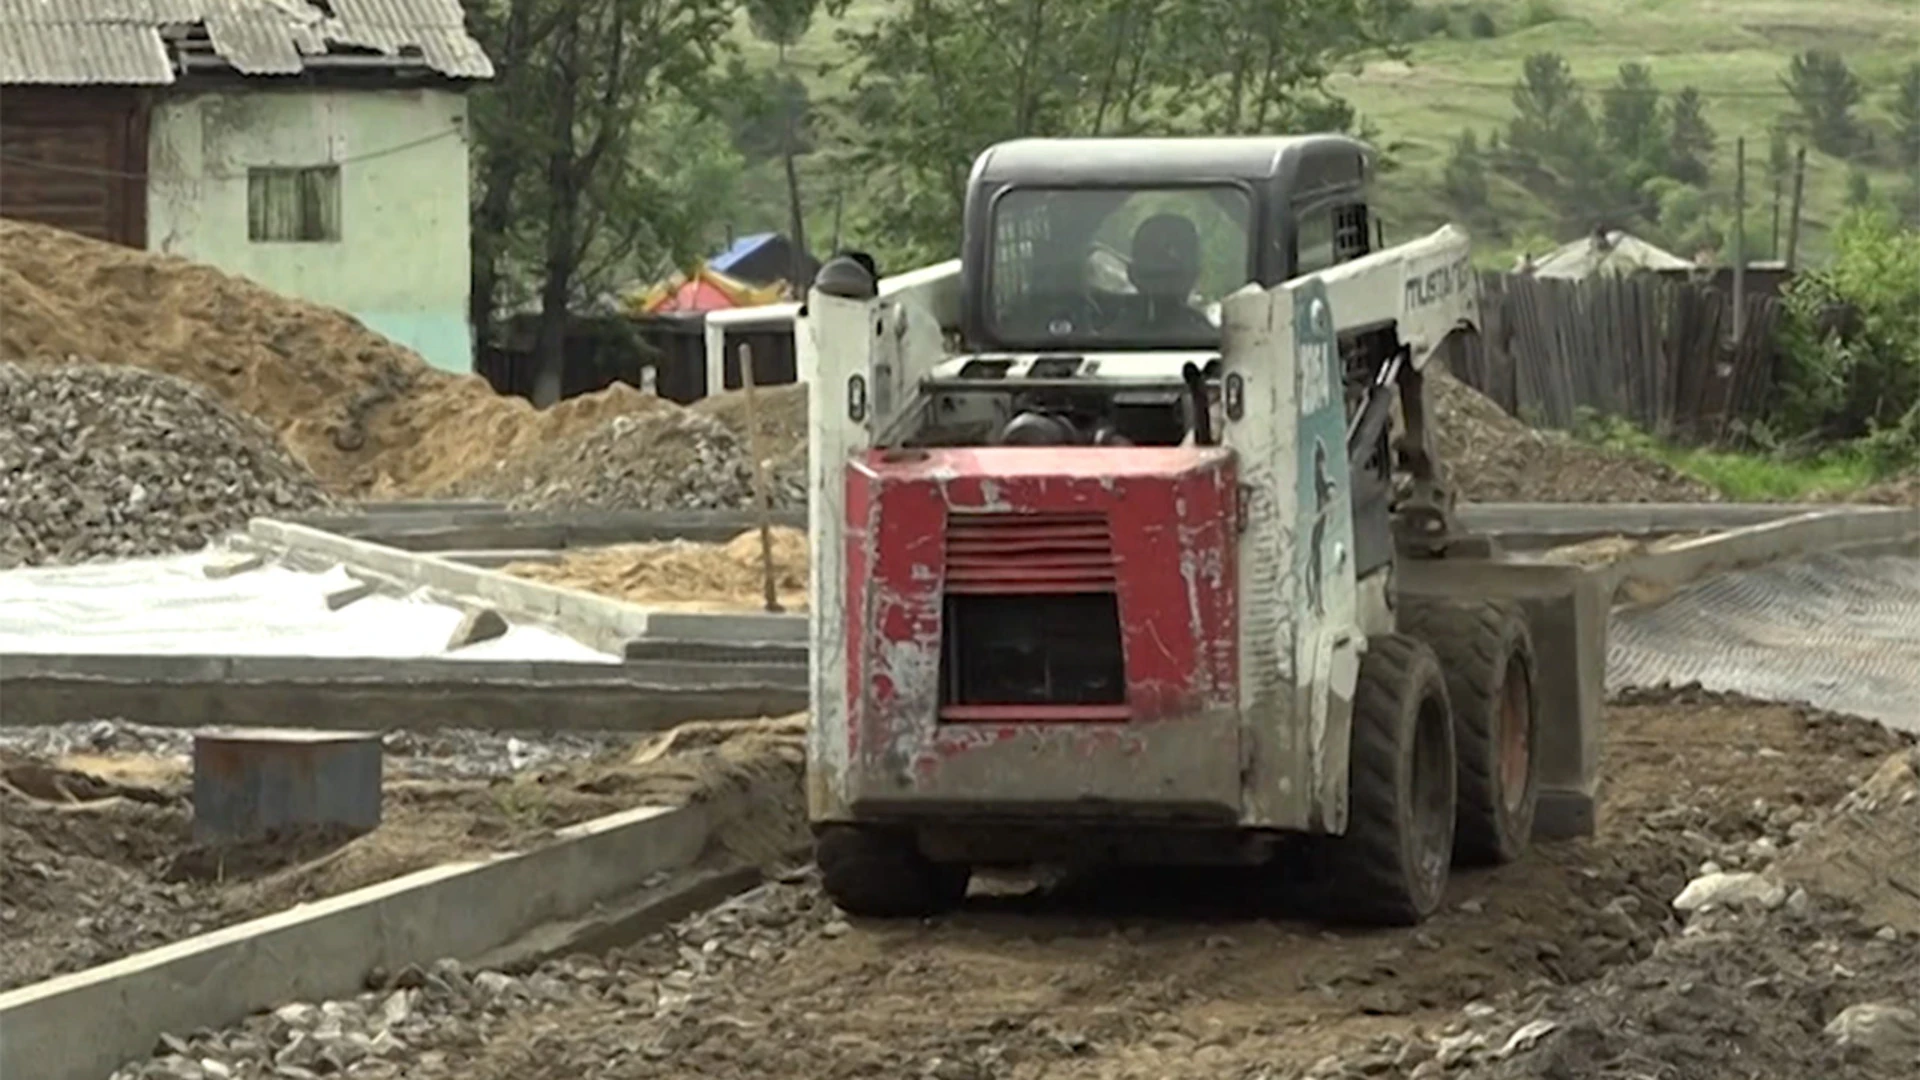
[248,166,341,242]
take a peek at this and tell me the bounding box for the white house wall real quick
[147,87,474,373]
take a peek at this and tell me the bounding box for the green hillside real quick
[721,0,1917,270]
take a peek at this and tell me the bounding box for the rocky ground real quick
[101,693,1918,1080]
[0,362,332,567]
[0,717,805,992]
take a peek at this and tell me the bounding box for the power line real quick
[0,125,464,181]
[1339,71,1907,102]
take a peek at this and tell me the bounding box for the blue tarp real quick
[708,232,778,273]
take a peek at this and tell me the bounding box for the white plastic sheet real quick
[0,552,618,663]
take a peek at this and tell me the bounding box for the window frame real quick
[247,164,342,244]
[981,179,1261,351]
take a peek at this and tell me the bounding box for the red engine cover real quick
[841,446,1240,768]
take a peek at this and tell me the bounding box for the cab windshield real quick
[987,184,1254,350]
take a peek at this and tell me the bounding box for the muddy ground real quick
[0,717,804,992]
[113,693,1919,1080]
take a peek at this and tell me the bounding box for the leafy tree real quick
[743,0,821,288]
[1894,62,1920,167]
[1443,128,1490,211]
[1781,49,1866,157]
[835,0,1407,265]
[1892,63,1920,224]
[466,0,740,404]
[1664,86,1715,187]
[1845,168,1873,209]
[1601,61,1663,164]
[1776,207,1920,464]
[1500,52,1610,225]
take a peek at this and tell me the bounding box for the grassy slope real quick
[1335,0,1920,265]
[720,0,1919,266]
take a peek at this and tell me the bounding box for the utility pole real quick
[1770,161,1783,259]
[1785,146,1808,271]
[1731,136,1746,346]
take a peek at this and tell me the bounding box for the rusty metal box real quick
[192,728,383,844]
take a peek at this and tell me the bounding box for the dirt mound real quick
[1773,747,1920,936]
[0,218,658,497]
[1854,468,1920,506]
[456,407,806,511]
[502,528,809,610]
[1426,369,1716,503]
[0,362,332,567]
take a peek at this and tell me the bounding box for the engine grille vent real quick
[943,512,1117,595]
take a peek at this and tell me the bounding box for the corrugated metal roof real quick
[0,0,493,84]
[0,21,174,83]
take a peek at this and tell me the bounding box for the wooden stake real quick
[738,343,783,614]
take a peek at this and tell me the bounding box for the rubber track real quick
[1609,553,1920,732]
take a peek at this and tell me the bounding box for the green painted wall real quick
[147,87,474,373]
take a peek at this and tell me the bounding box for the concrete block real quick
[447,607,510,649]
[192,729,382,843]
[323,579,378,610]
[201,553,266,579]
[0,803,710,1080]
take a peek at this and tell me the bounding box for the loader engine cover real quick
[836,444,1242,820]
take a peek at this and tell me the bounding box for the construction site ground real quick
[5,220,1919,1078]
[0,717,805,994]
[93,694,1920,1080]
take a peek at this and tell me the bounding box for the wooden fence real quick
[1450,271,1783,441]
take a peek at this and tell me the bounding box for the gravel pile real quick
[0,362,332,568]
[1,218,663,498]
[457,407,806,512]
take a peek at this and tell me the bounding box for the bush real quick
[1775,207,1920,469]
[1468,9,1498,38]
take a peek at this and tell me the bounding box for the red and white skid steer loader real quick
[795,135,1562,925]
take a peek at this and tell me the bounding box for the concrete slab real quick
[0,802,713,1080]
[0,654,808,731]
[247,519,808,653]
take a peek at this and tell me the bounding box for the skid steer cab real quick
[798,136,1542,926]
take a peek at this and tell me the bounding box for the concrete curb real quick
[0,654,809,731]
[0,802,713,1080]
[246,519,807,653]
[1604,506,1920,604]
[289,508,808,551]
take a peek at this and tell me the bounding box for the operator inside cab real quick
[1121,213,1214,337]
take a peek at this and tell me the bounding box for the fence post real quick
[1731,136,1747,347]
[1785,146,1808,271]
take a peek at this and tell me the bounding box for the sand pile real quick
[0,218,659,498]
[502,527,809,611]
[0,362,332,567]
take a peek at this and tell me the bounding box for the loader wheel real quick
[1402,598,1540,865]
[816,825,970,918]
[1325,634,1457,926]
